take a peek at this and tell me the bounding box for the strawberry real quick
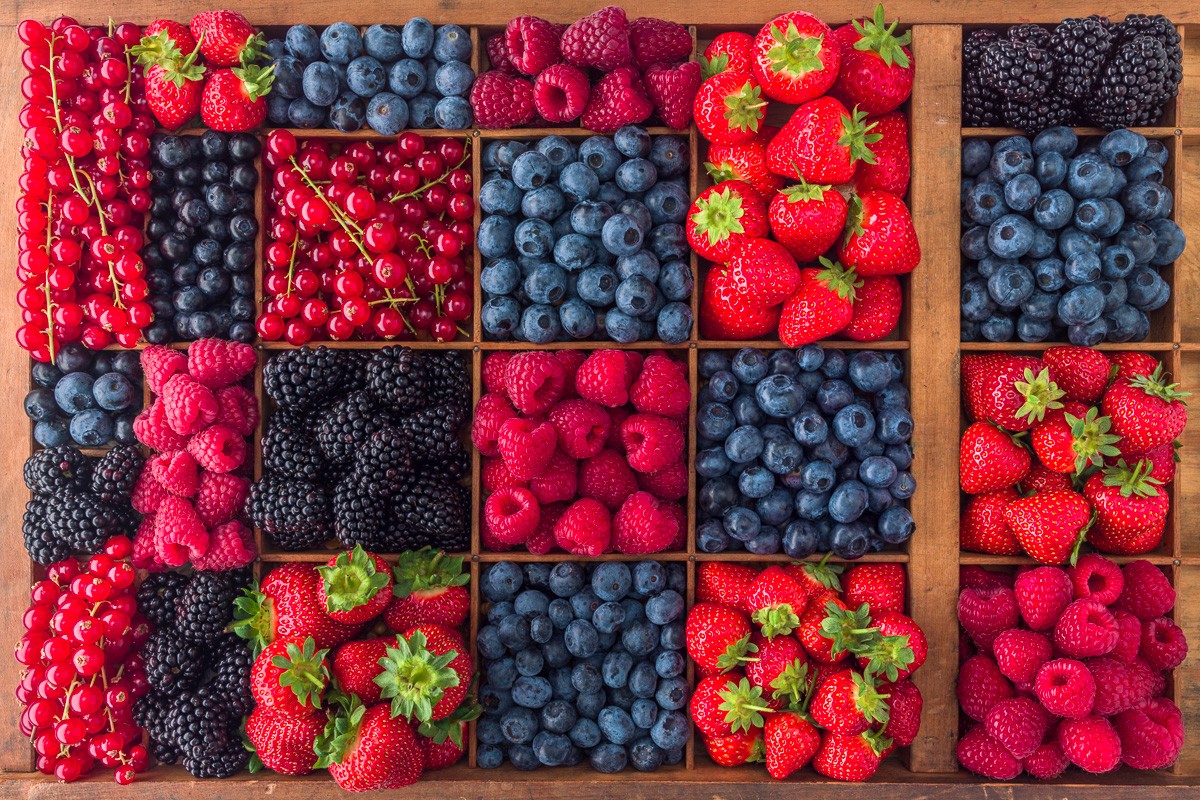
[416,707,480,770]
[778,260,860,347]
[644,61,702,130]
[1109,351,1161,383]
[767,97,880,185]
[813,730,888,781]
[331,638,389,706]
[746,566,809,636]
[690,673,770,738]
[745,633,809,708]
[1101,365,1189,455]
[378,625,471,722]
[190,9,263,67]
[580,66,653,133]
[1031,404,1121,474]
[1084,460,1168,555]
[852,112,910,196]
[962,354,1063,431]
[838,190,920,276]
[829,5,914,116]
[234,564,361,653]
[384,548,470,632]
[145,19,196,55]
[960,488,1022,555]
[1043,345,1114,403]
[843,274,901,341]
[784,554,843,597]
[696,561,757,613]
[811,668,889,735]
[767,182,850,262]
[764,709,822,779]
[1021,462,1075,493]
[1118,441,1178,485]
[1004,490,1095,565]
[751,11,840,104]
[686,602,756,675]
[959,421,1031,494]
[315,545,392,626]
[706,728,765,767]
[245,706,324,776]
[842,563,906,616]
[699,265,781,340]
[693,72,766,145]
[200,64,273,132]
[706,133,785,197]
[798,596,853,664]
[686,181,769,263]
[858,610,925,681]
[702,32,756,78]
[131,31,205,130]
[315,697,423,791]
[725,238,803,310]
[249,637,330,718]
[878,679,922,748]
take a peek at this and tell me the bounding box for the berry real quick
[613,491,679,554]
[581,67,653,134]
[470,72,535,128]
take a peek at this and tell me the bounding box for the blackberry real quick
[365,346,427,414]
[389,474,470,551]
[205,634,253,716]
[142,627,205,693]
[23,498,71,565]
[341,348,372,391]
[398,403,465,464]
[90,445,144,503]
[1116,14,1183,87]
[247,477,333,550]
[264,346,347,408]
[166,687,235,761]
[183,744,249,778]
[314,391,390,465]
[1007,24,1051,48]
[979,39,1055,102]
[24,445,92,495]
[1000,94,1073,133]
[419,446,470,482]
[418,350,471,421]
[175,571,241,643]
[963,30,1003,127]
[137,572,190,627]
[262,419,325,481]
[133,692,175,749]
[44,491,129,554]
[332,476,389,548]
[1085,36,1173,129]
[151,739,180,765]
[353,426,414,497]
[1046,17,1113,100]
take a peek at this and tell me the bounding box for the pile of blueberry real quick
[478,126,694,344]
[143,132,259,343]
[696,346,916,559]
[265,21,475,133]
[25,344,142,448]
[961,127,1186,344]
[477,560,690,773]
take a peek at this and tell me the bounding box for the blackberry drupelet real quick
[389,474,470,551]
[137,572,190,627]
[365,346,427,415]
[183,745,250,779]
[979,39,1056,102]
[166,687,235,762]
[44,492,129,554]
[1047,17,1113,100]
[23,498,71,565]
[418,350,471,422]
[24,445,92,494]
[133,693,176,757]
[264,346,348,408]
[206,634,254,716]
[1000,94,1073,133]
[419,446,470,483]
[340,348,372,391]
[398,403,465,464]
[175,571,241,643]
[1085,36,1173,129]
[143,628,205,694]
[1116,13,1183,82]
[314,391,390,465]
[963,30,1003,127]
[262,420,325,481]
[90,445,144,504]
[247,477,333,550]
[332,477,389,548]
[353,426,414,497]
[1007,23,1051,48]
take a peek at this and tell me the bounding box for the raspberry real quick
[581,66,653,133]
[620,413,684,473]
[1013,566,1073,631]
[194,472,250,528]
[192,520,255,570]
[496,418,557,481]
[1058,714,1121,774]
[505,351,567,414]
[1068,553,1124,605]
[1111,609,1142,662]
[1023,741,1068,780]
[132,469,169,515]
[629,17,693,69]
[161,373,219,436]
[187,424,247,473]
[560,6,633,70]
[486,32,520,76]
[578,448,639,510]
[612,491,678,554]
[141,345,186,394]
[992,629,1051,684]
[644,61,702,130]
[533,63,591,123]
[527,502,565,555]
[1115,697,1184,770]
[529,450,577,504]
[554,498,612,557]
[214,385,259,437]
[1034,658,1096,718]
[472,394,519,457]
[151,450,200,498]
[956,724,1022,780]
[637,460,688,501]
[630,354,690,418]
[1053,599,1119,658]
[132,515,165,571]
[1131,656,1166,697]
[1115,560,1175,619]
[1086,656,1147,715]
[481,457,527,492]
[984,696,1050,760]
[1140,617,1188,671]
[957,585,1019,652]
[482,353,513,396]
[155,496,209,567]
[554,350,585,396]
[504,16,562,75]
[664,500,687,549]
[483,487,540,546]
[134,401,190,452]
[548,399,611,459]
[469,71,536,128]
[957,655,1013,722]
[959,565,1012,591]
[187,338,256,389]
[576,350,639,407]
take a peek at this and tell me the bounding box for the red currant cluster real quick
[16,17,157,363]
[15,536,152,784]
[257,129,476,344]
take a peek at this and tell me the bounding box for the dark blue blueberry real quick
[800,460,835,493]
[616,251,660,283]
[615,275,658,318]
[477,743,504,769]
[647,223,688,261]
[653,650,686,681]
[1098,128,1147,166]
[520,303,561,343]
[724,425,764,463]
[1032,126,1076,156]
[571,661,603,695]
[1003,173,1041,211]
[1059,228,1101,261]
[508,743,539,770]
[579,136,622,180]
[529,612,554,644]
[70,410,113,447]
[576,265,618,306]
[1031,258,1066,292]
[612,125,651,158]
[660,618,685,651]
[499,614,531,651]
[980,314,1016,342]
[754,374,805,417]
[433,24,471,62]
[723,505,761,543]
[846,352,893,394]
[320,22,362,64]
[746,525,782,555]
[346,55,386,97]
[695,446,732,479]
[727,351,766,387]
[1126,156,1164,183]
[434,96,472,129]
[831,403,876,448]
[829,480,869,523]
[1067,153,1117,199]
[512,151,553,191]
[1072,197,1110,236]
[876,406,914,445]
[515,647,544,677]
[328,92,366,132]
[484,562,524,602]
[1148,218,1186,266]
[987,214,1035,259]
[696,402,735,442]
[592,602,627,635]
[478,625,506,660]
[1057,284,1105,325]
[558,162,600,203]
[360,23,403,61]
[577,690,606,719]
[387,59,427,99]
[532,731,573,767]
[985,262,1034,308]
[821,348,848,378]
[624,561,664,599]
[514,589,549,618]
[964,182,1009,225]
[1100,244,1137,279]
[631,699,659,731]
[1127,267,1170,311]
[566,718,600,750]
[877,505,915,545]
[564,619,600,659]
[365,92,409,135]
[830,522,870,559]
[54,373,95,414]
[962,138,992,175]
[599,707,638,746]
[645,590,684,626]
[621,619,660,658]
[501,706,538,744]
[601,214,644,256]
[788,406,827,448]
[481,256,520,294]
[601,650,634,689]
[991,146,1034,182]
[1033,188,1075,230]
[645,182,689,225]
[761,436,802,475]
[698,477,737,518]
[1068,317,1108,346]
[1105,304,1148,342]
[812,436,849,468]
[23,388,57,422]
[782,519,820,558]
[629,661,658,700]
[481,296,521,339]
[859,455,899,488]
[285,24,323,63]
[559,299,597,339]
[815,379,855,415]
[696,519,730,552]
[1035,151,1067,188]
[617,200,652,235]
[271,55,304,100]
[890,471,917,500]
[1064,251,1102,284]
[1029,227,1058,259]
[755,488,793,526]
[589,742,627,773]
[648,135,686,177]
[92,372,135,411]
[649,710,689,751]
[592,563,631,601]
[524,262,568,305]
[596,181,626,206]
[434,60,474,97]
[545,639,572,671]
[657,302,692,344]
[1100,277,1128,313]
[614,158,657,194]
[961,226,991,260]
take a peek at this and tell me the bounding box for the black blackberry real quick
[137,572,190,627]
[418,350,471,421]
[24,445,93,495]
[353,426,414,497]
[142,627,205,694]
[1116,14,1182,86]
[419,446,470,483]
[166,687,235,762]
[398,403,465,464]
[90,445,144,503]
[262,419,325,481]
[264,346,347,408]
[365,346,427,415]
[24,498,71,565]
[341,348,372,391]
[314,391,390,465]
[1000,94,1073,133]
[333,476,389,548]
[151,739,180,765]
[247,477,333,550]
[979,39,1056,102]
[1084,36,1173,129]
[1006,23,1051,48]
[175,571,241,643]
[205,634,253,716]
[133,692,175,749]
[183,744,249,778]
[44,491,129,554]
[1047,17,1113,100]
[963,30,1003,127]
[389,474,470,551]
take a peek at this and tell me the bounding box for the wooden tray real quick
[3,3,1200,797]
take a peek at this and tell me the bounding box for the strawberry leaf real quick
[317,544,390,614]
[1014,367,1066,424]
[374,631,461,723]
[766,22,825,77]
[851,4,912,67]
[392,547,469,597]
[781,181,832,203]
[838,107,881,166]
[723,80,766,134]
[751,605,801,638]
[717,677,773,733]
[273,637,331,710]
[691,186,748,247]
[701,52,730,79]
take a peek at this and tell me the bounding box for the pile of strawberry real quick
[693,5,919,344]
[130,11,273,132]
[957,559,1188,777]
[473,349,688,555]
[471,7,699,131]
[686,560,925,782]
[240,547,477,790]
[960,347,1188,562]
[129,339,258,571]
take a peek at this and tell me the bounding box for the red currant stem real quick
[456,324,469,338]
[46,35,62,132]
[41,192,58,363]
[386,149,471,203]
[122,43,134,104]
[284,232,300,297]
[367,296,418,306]
[76,170,127,311]
[287,157,369,251]
[408,231,433,258]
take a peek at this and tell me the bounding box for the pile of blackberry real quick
[249,345,471,552]
[964,15,1182,131]
[133,569,253,777]
[23,445,143,565]
[142,131,259,343]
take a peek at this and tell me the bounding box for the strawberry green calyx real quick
[819,601,880,657]
[838,107,881,166]
[1064,407,1121,474]
[715,633,760,672]
[816,257,862,303]
[314,693,366,769]
[231,582,272,656]
[701,52,730,79]
[799,552,843,592]
[131,30,206,84]
[1067,511,1096,567]
[233,62,275,100]
[851,4,912,67]
[692,186,750,247]
[1130,366,1191,404]
[418,702,482,747]
[705,160,741,184]
[781,181,833,203]
[237,32,267,68]
[857,634,914,682]
[752,605,802,638]
[862,728,893,757]
[765,22,825,77]
[718,677,773,733]
[374,631,461,723]
[770,659,812,710]
[1014,367,1066,424]
[723,80,766,135]
[274,637,331,710]
[392,547,469,598]
[317,545,391,614]
[1102,459,1164,498]
[851,671,890,726]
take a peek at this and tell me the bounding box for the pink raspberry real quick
[215,385,259,437]
[575,350,639,407]
[150,451,200,498]
[1115,560,1175,619]
[620,413,684,473]
[187,338,255,388]
[154,496,209,567]
[554,351,585,397]
[1140,616,1188,671]
[187,424,247,473]
[131,515,166,572]
[957,585,1019,652]
[629,17,693,69]
[1131,656,1166,697]
[1058,714,1121,774]
[664,501,687,549]
[1053,599,1118,658]
[481,457,528,492]
[637,460,688,501]
[505,352,567,414]
[1023,741,1068,780]
[992,628,1051,684]
[486,32,521,76]
[612,491,678,554]
[527,503,565,555]
[955,724,1021,780]
[578,448,638,511]
[470,71,536,129]
[580,67,653,133]
[1086,656,1148,715]
[960,565,1013,592]
[483,487,540,547]
[554,498,612,557]
[984,696,1051,760]
[533,63,590,123]
[630,354,690,418]
[504,16,562,75]
[529,450,578,504]
[1115,697,1184,770]
[1068,553,1124,605]
[496,417,557,481]
[560,5,633,71]
[194,472,250,528]
[141,345,186,394]
[192,520,255,570]
[548,399,611,459]
[483,352,513,396]
[1034,658,1096,718]
[644,61,702,130]
[134,401,190,452]
[957,655,1013,723]
[472,394,518,457]
[131,469,169,515]
[1013,566,1073,631]
[161,373,218,436]
[1111,609,1142,662]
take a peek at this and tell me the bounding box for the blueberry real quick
[24,387,59,422]
[482,296,521,339]
[383,59,427,99]
[978,314,1014,342]
[987,262,1035,308]
[434,96,472,129]
[579,136,622,180]
[890,471,917,500]
[991,146,1033,182]
[831,522,870,559]
[365,92,409,135]
[858,455,898,489]
[647,223,688,261]
[1033,188,1075,230]
[514,218,554,258]
[597,181,626,206]
[285,24,323,62]
[987,214,1035,259]
[787,407,827,450]
[34,417,71,447]
[761,436,802,475]
[569,201,614,238]
[1064,251,1102,285]
[876,406,914,445]
[512,675,554,709]
[500,706,538,745]
[1105,304,1149,342]
[524,262,568,305]
[780,519,818,558]
[544,637,571,670]
[831,403,876,448]
[1057,284,1105,326]
[656,302,693,344]
[604,310,641,343]
[602,214,645,256]
[555,299,594,339]
[90,372,135,412]
[798,344,828,374]
[482,257,523,296]
[54,372,95,414]
[1126,156,1164,183]
[433,24,471,62]
[1031,126,1076,157]
[520,304,562,343]
[615,158,657,193]
[962,138,992,175]
[1004,173,1041,212]
[590,742,628,773]
[723,505,762,543]
[1148,218,1186,266]
[1066,153,1116,199]
[68,409,113,447]
[961,226,990,261]
[590,602,625,636]
[724,425,764,464]
[562,619,599,659]
[631,698,659,730]
[618,199,653,233]
[568,718,602,749]
[484,562,523,602]
[649,710,689,751]
[621,619,659,658]
[615,251,659,283]
[531,730,573,767]
[318,22,362,64]
[1127,267,1170,312]
[591,563,631,601]
[597,706,638,746]
[844,352,891,394]
[628,661,658,699]
[645,590,684,625]
[1035,151,1068,188]
[599,650,633,689]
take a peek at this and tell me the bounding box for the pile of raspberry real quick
[130,339,259,571]
[473,349,688,555]
[471,7,700,131]
[956,557,1188,779]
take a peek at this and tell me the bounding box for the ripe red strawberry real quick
[784,555,844,597]
[234,563,361,652]
[504,16,562,75]
[960,421,1031,494]
[687,181,768,263]
[767,182,849,263]
[812,730,887,782]
[629,17,693,69]
[796,596,851,664]
[385,548,470,632]
[838,190,920,276]
[686,602,755,675]
[470,71,537,128]
[132,32,205,130]
[1102,366,1189,455]
[330,638,389,706]
[377,625,470,722]
[725,237,803,310]
[957,655,1014,722]
[962,353,1062,431]
[1043,345,1114,402]
[764,709,821,779]
[745,566,809,636]
[694,72,766,145]
[559,6,633,71]
[1084,460,1168,555]
[581,66,654,133]
[843,274,901,341]
[1004,489,1094,565]
[250,637,330,718]
[145,19,197,55]
[842,563,905,616]
[859,610,925,681]
[960,488,1021,554]
[200,64,273,132]
[751,11,840,104]
[690,673,769,737]
[190,10,262,67]
[1109,351,1161,382]
[699,265,781,340]
[1020,462,1074,493]
[314,546,392,626]
[745,633,809,708]
[877,678,921,748]
[852,112,909,196]
[778,260,860,347]
[706,728,765,767]
[246,706,324,776]
[1031,404,1121,474]
[696,561,756,613]
[811,669,888,735]
[767,98,880,185]
[829,6,914,116]
[956,723,1022,780]
[645,61,702,130]
[316,697,423,791]
[1117,441,1178,485]
[702,32,756,78]
[706,133,785,196]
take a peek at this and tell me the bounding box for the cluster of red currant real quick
[15,536,152,784]
[257,129,475,344]
[16,17,157,362]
